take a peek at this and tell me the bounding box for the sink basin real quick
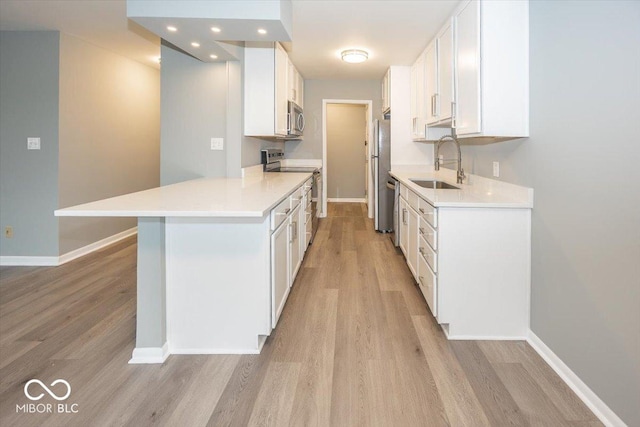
[410,179,460,190]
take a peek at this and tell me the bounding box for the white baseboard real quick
[0,256,59,266]
[527,330,627,427]
[327,198,366,203]
[0,227,137,267]
[129,343,170,364]
[58,227,137,265]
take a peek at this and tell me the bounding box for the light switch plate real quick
[27,137,41,150]
[493,161,500,177]
[210,138,224,151]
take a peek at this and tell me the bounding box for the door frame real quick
[321,99,374,218]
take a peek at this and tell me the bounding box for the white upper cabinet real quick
[382,68,390,115]
[454,0,529,140]
[410,54,426,140]
[245,42,304,138]
[287,59,304,108]
[426,19,454,126]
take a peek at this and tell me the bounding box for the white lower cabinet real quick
[270,179,313,328]
[271,217,290,327]
[397,183,530,339]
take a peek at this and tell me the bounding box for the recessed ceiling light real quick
[166,26,177,32]
[191,42,200,48]
[257,28,267,35]
[210,54,218,59]
[341,49,369,63]
[211,27,221,33]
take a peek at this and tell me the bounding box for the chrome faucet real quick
[435,134,465,184]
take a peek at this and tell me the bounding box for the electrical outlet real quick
[27,137,41,150]
[5,226,13,238]
[493,161,500,178]
[210,138,224,150]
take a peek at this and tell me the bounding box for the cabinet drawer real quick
[418,198,437,228]
[419,235,437,273]
[408,189,420,211]
[418,218,437,251]
[302,178,313,192]
[271,196,292,231]
[291,187,303,210]
[400,184,409,200]
[417,253,437,317]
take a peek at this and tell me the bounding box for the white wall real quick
[58,33,160,254]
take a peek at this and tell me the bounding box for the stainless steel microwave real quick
[287,101,304,138]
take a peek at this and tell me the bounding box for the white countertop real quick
[55,172,313,218]
[390,168,533,208]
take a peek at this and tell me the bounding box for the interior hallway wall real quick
[326,104,367,199]
[440,2,640,424]
[0,31,60,257]
[160,44,227,185]
[58,33,160,254]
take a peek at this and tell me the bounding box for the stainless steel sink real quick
[410,179,460,190]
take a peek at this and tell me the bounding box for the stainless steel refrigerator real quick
[371,119,393,232]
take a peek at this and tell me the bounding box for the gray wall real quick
[284,79,382,160]
[58,33,160,254]
[443,2,639,424]
[326,104,366,199]
[160,44,228,185]
[0,32,60,257]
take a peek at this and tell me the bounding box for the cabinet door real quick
[275,43,289,136]
[411,54,426,139]
[290,204,302,284]
[425,40,439,125]
[407,205,419,279]
[271,219,290,327]
[399,197,408,256]
[438,20,454,123]
[455,0,481,135]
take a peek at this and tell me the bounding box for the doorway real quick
[322,100,373,218]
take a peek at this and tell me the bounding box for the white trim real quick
[327,198,366,203]
[322,99,374,221]
[0,227,137,267]
[128,342,170,364]
[527,330,627,427]
[58,227,137,265]
[0,256,58,266]
[446,334,528,341]
[169,335,267,355]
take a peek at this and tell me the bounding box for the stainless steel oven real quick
[262,148,320,243]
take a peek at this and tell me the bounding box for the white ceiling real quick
[0,0,460,80]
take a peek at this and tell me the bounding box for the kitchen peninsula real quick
[56,171,314,364]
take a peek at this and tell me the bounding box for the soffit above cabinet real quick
[127,0,292,63]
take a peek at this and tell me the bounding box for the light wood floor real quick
[0,203,600,427]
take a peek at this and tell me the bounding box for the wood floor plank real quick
[412,315,491,426]
[451,341,529,426]
[247,361,300,427]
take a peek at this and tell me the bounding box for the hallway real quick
[0,203,599,426]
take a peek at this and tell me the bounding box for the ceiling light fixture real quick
[341,49,369,63]
[257,28,267,35]
[210,54,218,59]
[211,26,221,33]
[166,26,177,32]
[191,42,200,48]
